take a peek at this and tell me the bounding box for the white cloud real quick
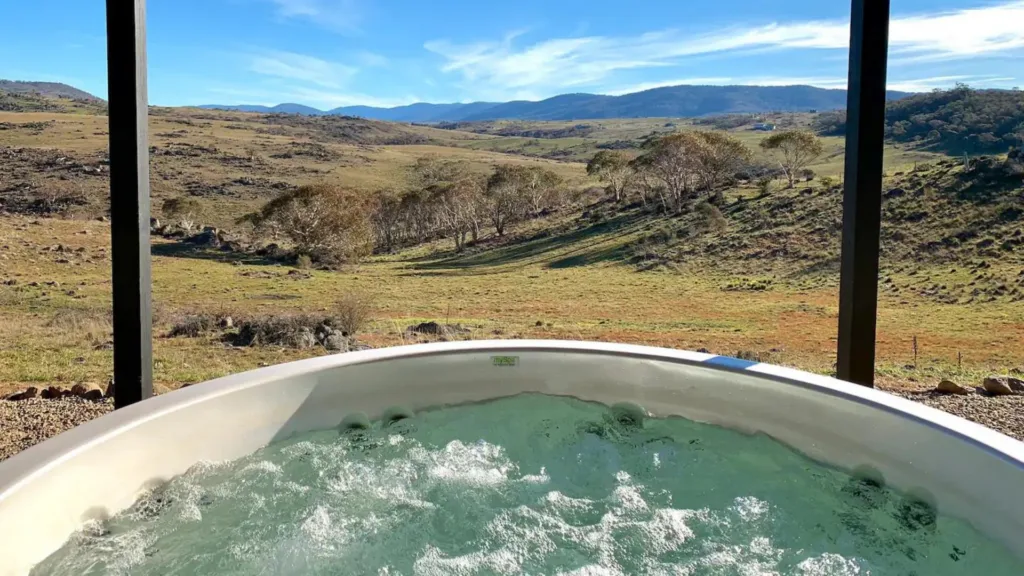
[355,51,389,67]
[886,75,1017,92]
[248,50,357,88]
[427,1,1024,98]
[267,0,361,33]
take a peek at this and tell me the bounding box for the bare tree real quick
[370,188,404,252]
[690,131,751,194]
[243,184,373,264]
[432,176,484,251]
[759,130,824,188]
[485,165,530,236]
[586,150,633,202]
[632,133,701,212]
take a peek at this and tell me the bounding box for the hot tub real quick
[1,341,1022,574]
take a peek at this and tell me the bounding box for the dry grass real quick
[335,291,376,336]
[0,214,1020,398]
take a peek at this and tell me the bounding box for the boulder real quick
[70,383,89,396]
[324,333,349,352]
[6,387,38,401]
[935,379,971,395]
[40,386,64,399]
[983,376,1015,396]
[289,327,318,349]
[188,229,220,247]
[82,388,104,401]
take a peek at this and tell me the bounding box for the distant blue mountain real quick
[199,84,913,122]
[328,102,500,122]
[198,103,325,115]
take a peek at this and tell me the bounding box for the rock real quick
[82,388,104,401]
[40,386,64,399]
[6,387,39,401]
[219,316,234,329]
[407,321,471,336]
[3,279,15,285]
[105,380,115,398]
[290,327,317,349]
[324,333,349,351]
[935,379,971,395]
[535,320,544,327]
[696,347,710,354]
[885,188,905,199]
[28,281,39,287]
[188,229,220,247]
[983,376,1015,396]
[97,215,109,222]
[256,243,281,257]
[1008,377,1024,393]
[150,217,161,229]
[70,383,89,396]
[408,321,445,335]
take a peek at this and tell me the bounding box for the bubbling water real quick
[33,394,1024,575]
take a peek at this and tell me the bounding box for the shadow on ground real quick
[150,241,281,267]
[405,211,648,276]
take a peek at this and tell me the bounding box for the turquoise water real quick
[34,394,1023,575]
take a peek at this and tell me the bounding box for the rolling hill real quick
[201,84,912,122]
[0,80,100,101]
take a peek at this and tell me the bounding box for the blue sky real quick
[2,0,1022,109]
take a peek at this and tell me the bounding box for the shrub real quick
[295,254,313,269]
[233,315,326,347]
[756,176,774,196]
[335,292,376,336]
[47,308,112,332]
[696,201,728,232]
[168,314,218,337]
[819,176,836,189]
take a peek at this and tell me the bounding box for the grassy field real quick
[1,103,1021,398]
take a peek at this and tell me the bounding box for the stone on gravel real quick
[40,386,64,399]
[935,379,971,395]
[5,387,38,401]
[1008,377,1024,393]
[70,383,88,396]
[983,376,1015,396]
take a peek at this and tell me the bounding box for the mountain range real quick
[200,84,912,122]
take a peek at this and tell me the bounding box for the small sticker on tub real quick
[492,356,519,367]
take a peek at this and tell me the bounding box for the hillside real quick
[0,80,100,101]
[201,84,912,122]
[814,86,1024,154]
[1,97,1022,406]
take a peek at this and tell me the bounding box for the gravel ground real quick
[0,390,1020,463]
[0,397,113,462]
[888,389,1024,442]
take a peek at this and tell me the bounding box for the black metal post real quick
[106,0,153,407]
[837,0,890,387]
